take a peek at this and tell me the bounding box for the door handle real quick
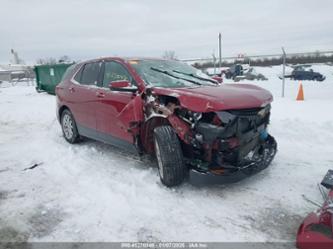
[96,92,105,98]
[69,87,75,93]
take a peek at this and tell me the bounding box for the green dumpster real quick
[35,63,74,94]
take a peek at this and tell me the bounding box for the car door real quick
[308,69,314,80]
[68,61,102,133]
[95,60,143,148]
[293,69,301,80]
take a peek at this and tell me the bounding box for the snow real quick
[1,64,333,244]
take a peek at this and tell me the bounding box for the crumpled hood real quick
[152,84,273,112]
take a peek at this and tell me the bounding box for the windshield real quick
[129,59,217,88]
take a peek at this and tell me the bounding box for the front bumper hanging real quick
[188,135,277,186]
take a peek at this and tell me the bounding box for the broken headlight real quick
[177,109,202,127]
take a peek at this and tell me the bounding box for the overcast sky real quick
[0,0,332,64]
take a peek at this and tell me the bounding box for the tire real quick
[61,109,80,144]
[153,126,186,187]
[314,76,322,81]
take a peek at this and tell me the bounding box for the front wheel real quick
[153,126,186,187]
[61,109,80,144]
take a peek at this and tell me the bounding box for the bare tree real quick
[36,55,73,65]
[162,50,177,60]
[59,55,71,63]
[36,57,57,65]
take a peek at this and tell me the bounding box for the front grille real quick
[230,106,271,134]
[228,108,263,116]
[228,104,271,117]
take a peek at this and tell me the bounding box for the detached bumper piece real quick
[189,135,277,186]
[321,170,333,189]
[297,212,333,249]
[297,170,333,249]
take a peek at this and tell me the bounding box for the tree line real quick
[192,53,333,69]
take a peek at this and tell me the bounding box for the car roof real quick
[81,57,170,64]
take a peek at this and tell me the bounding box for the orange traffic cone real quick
[296,82,304,101]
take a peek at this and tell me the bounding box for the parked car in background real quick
[234,67,268,82]
[224,64,244,79]
[289,66,325,81]
[297,170,333,249]
[224,64,267,82]
[56,57,277,187]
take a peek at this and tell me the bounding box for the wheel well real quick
[58,105,70,119]
[140,117,171,154]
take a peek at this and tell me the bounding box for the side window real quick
[79,62,101,85]
[102,61,134,88]
[74,65,83,82]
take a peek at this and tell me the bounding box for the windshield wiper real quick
[172,70,217,84]
[150,67,202,86]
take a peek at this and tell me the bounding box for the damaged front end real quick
[189,107,277,185]
[142,88,277,185]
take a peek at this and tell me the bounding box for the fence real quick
[181,50,333,69]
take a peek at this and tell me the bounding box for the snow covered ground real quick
[0,64,333,244]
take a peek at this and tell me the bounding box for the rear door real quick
[95,60,143,148]
[68,61,102,132]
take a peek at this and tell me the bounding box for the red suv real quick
[56,57,277,187]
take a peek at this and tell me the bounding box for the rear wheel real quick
[314,76,322,81]
[153,126,186,187]
[61,109,80,144]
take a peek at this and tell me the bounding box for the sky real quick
[0,0,332,64]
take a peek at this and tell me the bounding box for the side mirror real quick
[212,76,223,83]
[109,80,131,89]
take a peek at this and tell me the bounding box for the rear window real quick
[61,64,76,81]
[78,62,101,85]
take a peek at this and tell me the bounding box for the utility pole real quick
[218,33,222,68]
[281,47,286,98]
